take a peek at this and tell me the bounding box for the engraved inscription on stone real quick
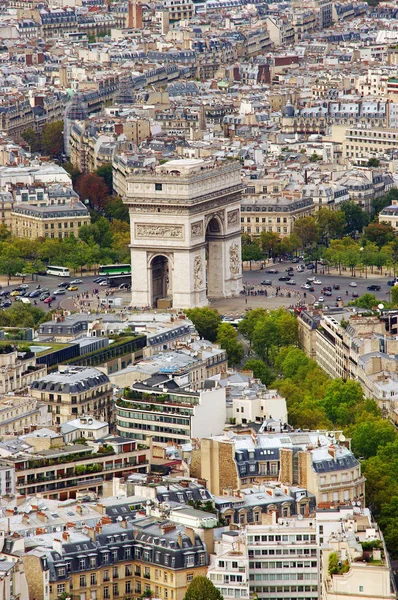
[191,221,204,237]
[136,224,184,239]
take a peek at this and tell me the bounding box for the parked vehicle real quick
[367,284,381,291]
[265,268,278,274]
[349,281,357,287]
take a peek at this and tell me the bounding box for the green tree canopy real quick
[95,163,113,190]
[348,293,379,310]
[183,576,223,600]
[216,322,244,367]
[185,308,221,342]
[363,222,395,249]
[340,201,369,235]
[293,216,318,248]
[315,208,345,245]
[243,358,272,385]
[42,121,64,157]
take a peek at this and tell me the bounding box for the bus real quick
[99,264,131,276]
[46,265,70,277]
[106,274,131,288]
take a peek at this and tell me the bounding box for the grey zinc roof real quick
[30,367,109,394]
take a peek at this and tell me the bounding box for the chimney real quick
[177,533,183,548]
[37,511,47,523]
[76,505,83,515]
[161,523,176,534]
[62,531,70,542]
[53,538,63,554]
[120,518,128,529]
[86,527,97,542]
[328,445,336,460]
[185,527,196,545]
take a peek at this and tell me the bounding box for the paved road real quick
[0,274,131,313]
[242,260,394,309]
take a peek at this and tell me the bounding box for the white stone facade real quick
[123,159,243,309]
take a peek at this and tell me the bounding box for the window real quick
[125,581,131,594]
[187,574,194,583]
[155,183,163,191]
[359,586,364,592]
[103,587,109,599]
[90,574,96,586]
[57,584,65,595]
[80,576,86,588]
[79,559,85,570]
[113,584,119,597]
[125,565,132,577]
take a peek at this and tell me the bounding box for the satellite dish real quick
[351,501,356,506]
[378,303,384,310]
[56,527,61,532]
[117,516,123,521]
[339,434,346,442]
[146,500,151,506]
[356,501,361,507]
[297,514,303,520]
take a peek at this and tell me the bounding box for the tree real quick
[349,418,396,459]
[363,222,395,249]
[0,303,47,328]
[183,576,223,600]
[241,239,262,269]
[367,158,380,168]
[185,308,221,342]
[260,231,281,257]
[75,173,109,210]
[79,217,113,248]
[315,208,345,245]
[96,163,113,191]
[293,216,318,248]
[0,245,25,279]
[104,196,129,222]
[216,322,244,367]
[322,380,364,426]
[391,285,398,307]
[349,293,378,310]
[41,121,64,157]
[371,187,398,218]
[21,128,40,153]
[243,359,272,385]
[63,161,82,186]
[340,201,369,235]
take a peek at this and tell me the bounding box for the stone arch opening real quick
[151,255,171,308]
[205,217,223,299]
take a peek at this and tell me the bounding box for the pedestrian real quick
[245,298,248,304]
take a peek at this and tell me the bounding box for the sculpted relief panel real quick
[136,224,184,240]
[229,242,240,276]
[194,255,203,290]
[191,221,204,238]
[227,209,239,227]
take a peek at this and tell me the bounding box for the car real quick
[118,283,131,290]
[324,290,332,296]
[306,263,315,269]
[301,284,311,290]
[307,286,315,292]
[1,300,11,308]
[286,279,296,285]
[352,291,359,298]
[0,291,9,297]
[57,281,71,289]
[94,277,106,283]
[40,292,50,301]
[336,296,342,301]
[324,286,332,292]
[10,290,21,297]
[265,268,278,274]
[68,285,78,291]
[367,284,381,291]
[318,297,324,303]
[99,280,108,286]
[286,267,294,272]
[278,276,291,281]
[333,284,340,290]
[53,289,66,295]
[297,265,305,272]
[15,297,31,304]
[387,280,396,287]
[292,257,300,263]
[349,281,357,287]
[28,290,42,298]
[260,280,273,286]
[19,283,29,289]
[70,279,83,285]
[44,296,55,304]
[307,276,316,282]
[313,279,322,285]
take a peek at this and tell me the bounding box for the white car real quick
[301,284,311,290]
[286,279,296,285]
[318,296,324,303]
[99,280,108,286]
[70,279,83,285]
[349,281,357,287]
[313,279,322,285]
[307,277,316,282]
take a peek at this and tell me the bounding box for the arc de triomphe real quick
[123,158,243,309]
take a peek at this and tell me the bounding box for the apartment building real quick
[30,366,113,425]
[207,530,250,600]
[241,197,314,237]
[163,0,194,21]
[0,395,50,436]
[331,123,398,165]
[200,431,365,505]
[0,346,47,395]
[11,200,90,240]
[379,199,398,229]
[3,434,150,500]
[116,380,226,445]
[22,517,209,600]
[246,518,319,600]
